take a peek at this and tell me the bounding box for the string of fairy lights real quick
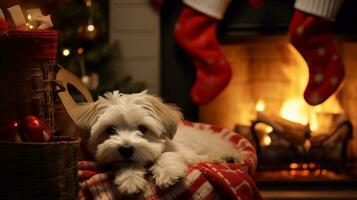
[60,0,100,90]
[61,0,96,58]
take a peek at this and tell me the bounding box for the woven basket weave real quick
[0,136,80,200]
[0,30,57,132]
[0,30,81,199]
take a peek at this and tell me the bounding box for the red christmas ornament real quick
[21,115,52,142]
[0,120,23,142]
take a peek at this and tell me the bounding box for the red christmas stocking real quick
[288,0,344,105]
[174,0,231,105]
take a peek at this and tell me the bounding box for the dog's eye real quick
[137,125,147,134]
[105,126,117,135]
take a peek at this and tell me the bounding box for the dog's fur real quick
[79,91,242,195]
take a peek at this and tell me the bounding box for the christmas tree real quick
[46,0,146,97]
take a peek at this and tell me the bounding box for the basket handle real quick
[55,65,94,126]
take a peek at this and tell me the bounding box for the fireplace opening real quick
[199,36,357,184]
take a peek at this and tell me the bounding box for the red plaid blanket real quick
[78,121,262,200]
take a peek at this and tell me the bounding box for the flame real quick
[256,99,265,112]
[290,163,298,169]
[309,112,318,132]
[279,97,343,133]
[280,98,309,125]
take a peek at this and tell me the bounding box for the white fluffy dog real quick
[79,91,242,195]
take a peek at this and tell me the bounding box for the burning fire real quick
[280,98,309,126]
[254,96,344,133]
[280,97,343,133]
[252,44,344,134]
[279,98,321,132]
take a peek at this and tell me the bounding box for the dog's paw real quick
[114,171,148,195]
[151,164,186,189]
[155,174,181,189]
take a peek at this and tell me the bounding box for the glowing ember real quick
[321,169,327,175]
[301,170,309,176]
[290,170,297,176]
[314,169,321,176]
[290,163,298,169]
[308,163,316,169]
[302,163,308,169]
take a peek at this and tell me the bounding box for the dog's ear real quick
[143,93,183,140]
[75,101,104,132]
[76,91,119,131]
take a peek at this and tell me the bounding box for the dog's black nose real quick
[118,146,134,158]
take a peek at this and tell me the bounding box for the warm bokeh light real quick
[304,139,311,150]
[262,135,271,146]
[308,163,316,169]
[62,49,70,56]
[290,163,298,169]
[314,169,321,176]
[256,99,265,112]
[290,170,297,176]
[87,24,95,32]
[321,169,327,175]
[77,48,84,55]
[301,170,309,176]
[86,0,92,7]
[265,126,273,133]
[302,163,308,169]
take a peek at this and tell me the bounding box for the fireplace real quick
[160,1,357,198]
[198,35,357,198]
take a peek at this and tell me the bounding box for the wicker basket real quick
[0,30,57,132]
[0,136,80,200]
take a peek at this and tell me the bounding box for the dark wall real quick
[219,0,357,39]
[161,1,198,121]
